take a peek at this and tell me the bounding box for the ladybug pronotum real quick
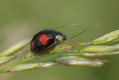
[30,29,67,55]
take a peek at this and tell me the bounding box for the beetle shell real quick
[30,29,66,55]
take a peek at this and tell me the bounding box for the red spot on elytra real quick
[39,34,49,45]
[31,41,35,47]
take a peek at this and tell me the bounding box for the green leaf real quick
[80,46,119,53]
[0,56,15,65]
[7,62,56,72]
[92,30,119,44]
[55,56,104,67]
[0,39,31,57]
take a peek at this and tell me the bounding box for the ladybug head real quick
[55,34,67,44]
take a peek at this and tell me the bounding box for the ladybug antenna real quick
[28,24,80,38]
[52,23,80,30]
[69,24,101,39]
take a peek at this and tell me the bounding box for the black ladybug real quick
[30,29,67,55]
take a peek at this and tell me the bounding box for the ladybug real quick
[30,29,67,55]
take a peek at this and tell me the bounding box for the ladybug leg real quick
[59,43,62,48]
[49,50,54,54]
[35,55,40,58]
[49,52,52,54]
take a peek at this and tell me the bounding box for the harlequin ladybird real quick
[30,24,97,55]
[30,29,67,55]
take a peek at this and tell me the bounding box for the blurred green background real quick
[0,0,119,80]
